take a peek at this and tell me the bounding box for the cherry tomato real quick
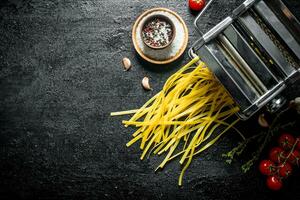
[189,0,206,11]
[269,147,286,163]
[278,162,293,178]
[296,137,300,150]
[259,160,275,175]
[287,150,300,166]
[278,133,295,150]
[266,176,283,191]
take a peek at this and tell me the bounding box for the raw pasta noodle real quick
[111,56,243,185]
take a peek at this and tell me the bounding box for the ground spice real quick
[142,17,173,48]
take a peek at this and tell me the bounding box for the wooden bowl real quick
[132,8,189,65]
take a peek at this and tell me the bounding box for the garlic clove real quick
[294,97,300,114]
[122,57,132,71]
[142,77,152,91]
[258,113,269,128]
[295,97,300,104]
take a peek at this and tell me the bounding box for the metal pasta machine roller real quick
[189,0,300,120]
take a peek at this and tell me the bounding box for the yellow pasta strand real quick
[111,57,244,186]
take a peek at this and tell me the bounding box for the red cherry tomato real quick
[259,160,275,175]
[189,0,206,11]
[287,150,300,166]
[269,147,286,163]
[266,176,283,191]
[278,133,295,150]
[278,162,293,178]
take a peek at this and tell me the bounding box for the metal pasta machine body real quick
[189,0,300,120]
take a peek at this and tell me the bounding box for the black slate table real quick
[1,0,300,199]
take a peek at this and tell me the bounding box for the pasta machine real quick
[189,0,300,120]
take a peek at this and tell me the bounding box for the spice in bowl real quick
[141,15,175,49]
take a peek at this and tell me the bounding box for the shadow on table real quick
[135,51,189,73]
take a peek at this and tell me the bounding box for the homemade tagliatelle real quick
[111,56,244,185]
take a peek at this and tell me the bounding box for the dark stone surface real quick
[0,0,300,199]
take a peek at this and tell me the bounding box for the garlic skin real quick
[142,77,152,90]
[258,113,269,128]
[122,57,132,71]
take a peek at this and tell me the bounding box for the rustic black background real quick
[1,0,300,199]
